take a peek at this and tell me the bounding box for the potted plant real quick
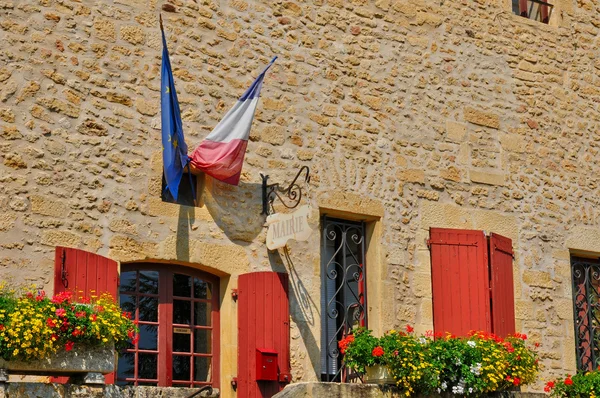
[544,371,600,397]
[339,327,540,396]
[339,327,420,385]
[0,285,138,381]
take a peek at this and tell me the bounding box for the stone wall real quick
[1,0,598,395]
[274,382,547,398]
[0,383,218,397]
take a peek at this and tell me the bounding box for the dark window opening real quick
[117,263,219,388]
[571,256,600,371]
[161,171,198,207]
[513,0,553,24]
[320,217,367,382]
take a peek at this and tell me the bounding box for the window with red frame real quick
[512,0,553,23]
[117,263,219,388]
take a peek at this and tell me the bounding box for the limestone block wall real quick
[0,0,598,394]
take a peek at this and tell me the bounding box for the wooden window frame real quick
[117,263,220,388]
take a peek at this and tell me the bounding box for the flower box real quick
[365,364,395,385]
[0,344,114,384]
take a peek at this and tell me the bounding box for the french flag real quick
[189,57,277,185]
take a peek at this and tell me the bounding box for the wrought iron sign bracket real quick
[261,166,310,216]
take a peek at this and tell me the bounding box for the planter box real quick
[0,344,114,384]
[365,364,395,385]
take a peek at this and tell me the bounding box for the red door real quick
[237,272,291,397]
[53,246,119,384]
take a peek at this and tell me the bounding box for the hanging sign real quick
[266,205,313,250]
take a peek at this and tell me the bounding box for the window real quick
[429,228,515,337]
[320,217,367,382]
[512,0,553,23]
[117,263,219,387]
[571,256,600,371]
[161,172,199,207]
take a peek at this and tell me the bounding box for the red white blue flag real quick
[189,57,276,185]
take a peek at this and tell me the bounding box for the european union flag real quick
[161,19,189,201]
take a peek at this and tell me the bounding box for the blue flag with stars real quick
[161,22,189,201]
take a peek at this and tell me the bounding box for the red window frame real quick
[516,0,551,23]
[117,263,220,388]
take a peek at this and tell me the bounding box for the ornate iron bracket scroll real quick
[261,166,310,216]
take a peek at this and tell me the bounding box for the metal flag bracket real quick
[260,166,310,216]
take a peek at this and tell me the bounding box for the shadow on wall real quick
[176,204,193,263]
[202,175,265,244]
[273,247,322,379]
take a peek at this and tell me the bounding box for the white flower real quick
[455,358,462,365]
[470,363,482,375]
[467,340,476,348]
[469,387,474,393]
[441,382,447,390]
[437,388,441,394]
[419,337,427,344]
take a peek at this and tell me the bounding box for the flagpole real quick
[159,14,163,31]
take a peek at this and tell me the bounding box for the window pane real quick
[138,297,158,322]
[173,274,192,297]
[194,302,211,326]
[138,382,158,386]
[120,271,137,292]
[138,353,157,379]
[173,330,191,353]
[173,300,191,325]
[117,352,135,379]
[138,324,158,351]
[173,355,191,381]
[194,357,211,382]
[139,271,159,295]
[194,329,211,354]
[194,279,211,299]
[120,294,136,317]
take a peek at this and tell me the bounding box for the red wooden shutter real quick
[489,233,516,337]
[53,246,119,384]
[237,272,291,398]
[519,0,528,16]
[429,228,491,336]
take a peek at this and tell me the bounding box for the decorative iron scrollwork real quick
[321,217,367,382]
[572,256,600,371]
[261,166,310,216]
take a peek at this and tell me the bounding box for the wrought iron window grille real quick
[320,217,367,382]
[571,256,600,371]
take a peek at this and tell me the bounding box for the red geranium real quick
[564,376,573,386]
[372,346,384,357]
[338,334,355,355]
[405,324,414,333]
[544,381,555,392]
[65,341,74,351]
